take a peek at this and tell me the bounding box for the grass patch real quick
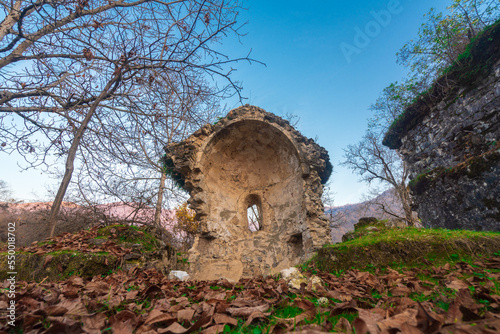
[314,226,500,273]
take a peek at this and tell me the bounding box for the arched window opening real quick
[246,195,262,232]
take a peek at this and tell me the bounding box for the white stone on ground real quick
[168,270,190,281]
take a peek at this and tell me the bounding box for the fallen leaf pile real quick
[1,257,500,333]
[14,225,151,261]
[1,226,500,333]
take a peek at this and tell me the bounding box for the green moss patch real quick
[408,144,500,195]
[0,224,175,282]
[315,227,500,273]
[96,224,159,251]
[0,251,118,281]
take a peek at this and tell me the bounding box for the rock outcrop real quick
[383,22,500,231]
[165,105,332,280]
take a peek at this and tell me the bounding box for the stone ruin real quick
[165,105,332,281]
[383,22,500,231]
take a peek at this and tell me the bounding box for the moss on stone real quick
[0,251,118,281]
[0,224,175,282]
[408,145,500,195]
[97,224,159,251]
[315,227,500,273]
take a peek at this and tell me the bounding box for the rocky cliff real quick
[383,22,500,231]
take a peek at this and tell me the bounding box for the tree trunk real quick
[48,76,120,237]
[399,186,415,226]
[153,171,167,229]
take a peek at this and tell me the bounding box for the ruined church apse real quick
[166,105,331,281]
[194,120,306,278]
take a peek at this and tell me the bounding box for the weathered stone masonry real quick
[165,105,332,280]
[383,23,500,231]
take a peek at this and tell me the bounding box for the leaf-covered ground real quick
[1,225,500,334]
[0,225,173,282]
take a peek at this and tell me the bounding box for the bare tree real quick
[397,0,499,89]
[0,179,12,202]
[72,72,222,228]
[341,131,416,225]
[321,181,345,228]
[343,1,499,226]
[0,0,256,236]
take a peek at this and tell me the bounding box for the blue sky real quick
[220,0,450,205]
[1,0,450,205]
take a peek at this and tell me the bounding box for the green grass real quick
[315,226,500,274]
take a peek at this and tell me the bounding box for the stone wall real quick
[383,23,500,231]
[165,105,332,280]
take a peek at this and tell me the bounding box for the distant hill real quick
[326,188,404,243]
[2,192,406,246]
[0,201,178,246]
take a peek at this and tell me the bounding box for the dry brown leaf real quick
[43,305,68,316]
[157,316,211,334]
[105,294,123,309]
[213,313,238,326]
[125,290,139,300]
[44,319,82,334]
[178,309,195,323]
[215,300,230,314]
[455,288,478,309]
[416,302,442,333]
[444,301,462,324]
[62,285,79,299]
[43,255,53,268]
[229,299,254,307]
[22,314,43,329]
[158,322,188,334]
[67,275,84,287]
[326,290,352,302]
[217,279,233,289]
[245,310,267,326]
[378,308,418,332]
[294,299,315,311]
[389,286,411,297]
[58,297,88,316]
[437,318,500,333]
[144,309,164,324]
[333,317,352,334]
[200,324,226,334]
[356,308,384,334]
[352,317,368,334]
[227,303,269,317]
[400,322,425,334]
[111,319,135,334]
[86,281,110,295]
[147,314,176,327]
[82,313,107,332]
[459,305,483,322]
[446,279,469,291]
[109,310,138,328]
[329,300,358,317]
